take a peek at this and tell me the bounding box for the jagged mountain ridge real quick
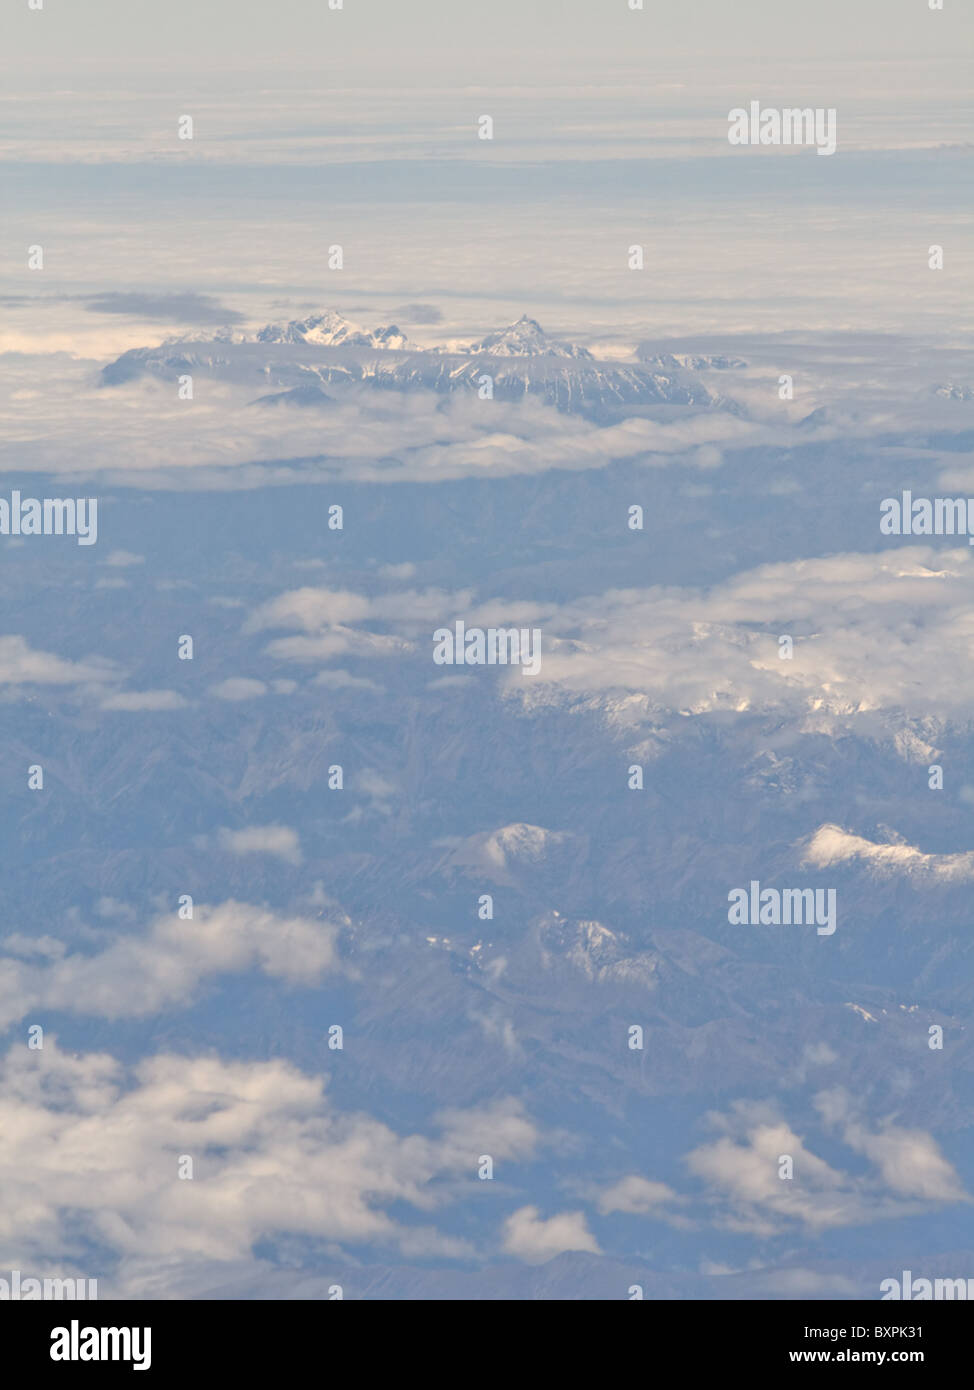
[256,310,410,351]
[101,311,745,419]
[462,315,595,360]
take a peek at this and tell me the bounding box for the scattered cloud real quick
[685,1096,967,1236]
[217,824,303,865]
[100,689,188,711]
[0,1041,538,1288]
[208,677,268,701]
[596,1175,683,1216]
[0,900,340,1028]
[0,635,115,688]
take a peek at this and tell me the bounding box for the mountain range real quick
[101,312,745,420]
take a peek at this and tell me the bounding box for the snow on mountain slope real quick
[256,310,408,350]
[100,311,740,418]
[463,315,594,360]
[440,822,583,887]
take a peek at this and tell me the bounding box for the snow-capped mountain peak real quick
[100,310,741,419]
[465,315,594,360]
[256,310,408,351]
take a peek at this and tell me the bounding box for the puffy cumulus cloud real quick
[803,824,974,882]
[246,585,473,634]
[217,824,302,865]
[851,1129,966,1202]
[244,585,473,667]
[501,1205,601,1263]
[0,635,116,688]
[596,1175,683,1217]
[687,1114,850,1237]
[246,588,374,633]
[813,1088,968,1204]
[0,636,195,715]
[684,1097,966,1236]
[0,1041,539,1289]
[0,900,339,1028]
[435,1097,539,1162]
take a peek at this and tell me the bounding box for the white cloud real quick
[0,635,115,688]
[247,585,471,635]
[266,631,410,665]
[684,1096,967,1235]
[241,549,974,733]
[0,353,761,491]
[312,670,381,691]
[208,677,268,701]
[501,1205,600,1262]
[246,588,373,633]
[0,900,339,1027]
[596,1175,682,1216]
[0,638,192,714]
[505,548,974,730]
[0,1041,539,1288]
[218,824,302,865]
[814,1088,968,1203]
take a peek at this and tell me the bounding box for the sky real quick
[6,0,972,70]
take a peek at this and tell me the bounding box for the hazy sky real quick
[3,0,970,356]
[7,0,972,75]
